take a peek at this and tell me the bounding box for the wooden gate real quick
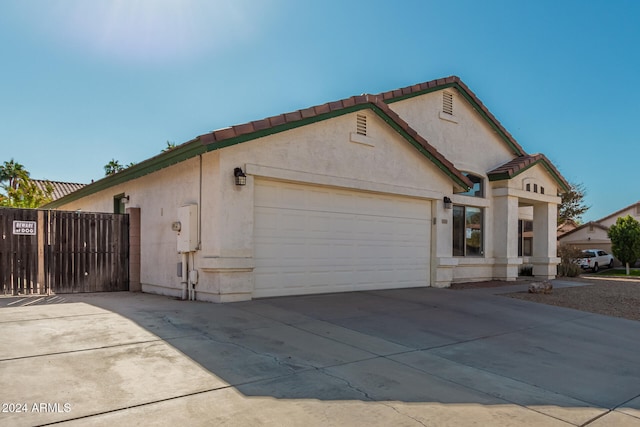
[0,208,39,295]
[0,208,129,295]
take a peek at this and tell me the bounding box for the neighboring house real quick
[558,201,640,260]
[45,76,569,302]
[32,179,86,202]
[557,219,579,237]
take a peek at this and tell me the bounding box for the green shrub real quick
[558,262,581,277]
[557,244,583,277]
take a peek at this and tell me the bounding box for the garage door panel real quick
[254,180,431,298]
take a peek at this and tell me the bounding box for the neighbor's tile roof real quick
[487,154,570,192]
[558,221,610,240]
[595,201,640,224]
[33,179,86,201]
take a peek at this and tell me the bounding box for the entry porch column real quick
[493,194,522,280]
[532,202,560,279]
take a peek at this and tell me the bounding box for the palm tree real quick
[104,159,125,176]
[0,159,29,190]
[162,141,176,152]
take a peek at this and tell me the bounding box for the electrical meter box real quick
[177,204,198,253]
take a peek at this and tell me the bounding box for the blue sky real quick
[0,0,638,221]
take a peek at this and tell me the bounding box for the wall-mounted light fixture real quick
[443,196,452,209]
[121,195,130,204]
[234,167,247,186]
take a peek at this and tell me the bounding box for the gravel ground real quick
[452,277,640,321]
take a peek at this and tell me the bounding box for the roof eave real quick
[44,138,206,209]
[488,158,570,194]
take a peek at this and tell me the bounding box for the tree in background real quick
[0,159,29,190]
[104,159,126,176]
[1,177,53,208]
[0,160,53,208]
[162,141,176,152]
[104,159,136,176]
[608,215,640,275]
[558,182,590,225]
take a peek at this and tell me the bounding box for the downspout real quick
[181,252,188,300]
[189,252,196,301]
[198,154,203,250]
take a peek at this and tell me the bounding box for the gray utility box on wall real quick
[176,204,198,253]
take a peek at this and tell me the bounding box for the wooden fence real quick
[0,208,129,295]
[0,208,39,295]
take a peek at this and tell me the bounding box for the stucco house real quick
[45,76,569,302]
[558,201,640,259]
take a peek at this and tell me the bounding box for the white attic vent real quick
[356,114,367,136]
[443,92,453,115]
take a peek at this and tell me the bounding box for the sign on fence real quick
[13,220,37,235]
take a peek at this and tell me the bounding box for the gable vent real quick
[356,114,367,136]
[443,92,453,115]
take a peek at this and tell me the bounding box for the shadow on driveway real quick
[1,282,640,426]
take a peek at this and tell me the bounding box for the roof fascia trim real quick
[202,103,471,191]
[488,158,571,193]
[44,139,206,208]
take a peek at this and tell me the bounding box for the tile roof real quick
[45,75,568,207]
[487,154,570,192]
[198,75,526,156]
[594,201,640,224]
[32,179,86,201]
[198,93,474,191]
[559,201,640,240]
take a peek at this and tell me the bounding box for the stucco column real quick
[492,194,521,280]
[126,207,141,292]
[431,198,458,288]
[532,202,560,279]
[197,165,255,303]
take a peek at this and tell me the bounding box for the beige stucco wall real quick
[55,157,204,298]
[387,89,516,174]
[56,109,459,301]
[53,89,564,300]
[389,91,561,282]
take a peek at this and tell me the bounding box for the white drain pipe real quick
[181,252,188,300]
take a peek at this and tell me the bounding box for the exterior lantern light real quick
[234,167,247,186]
[443,196,452,209]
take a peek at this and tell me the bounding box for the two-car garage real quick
[253,179,432,298]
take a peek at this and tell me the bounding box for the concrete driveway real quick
[1,281,639,426]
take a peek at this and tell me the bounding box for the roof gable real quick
[199,94,472,192]
[596,201,640,224]
[45,75,560,208]
[558,221,609,240]
[379,76,526,157]
[487,154,570,193]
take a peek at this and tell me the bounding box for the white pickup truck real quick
[575,249,615,272]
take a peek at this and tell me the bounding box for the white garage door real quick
[253,180,431,298]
